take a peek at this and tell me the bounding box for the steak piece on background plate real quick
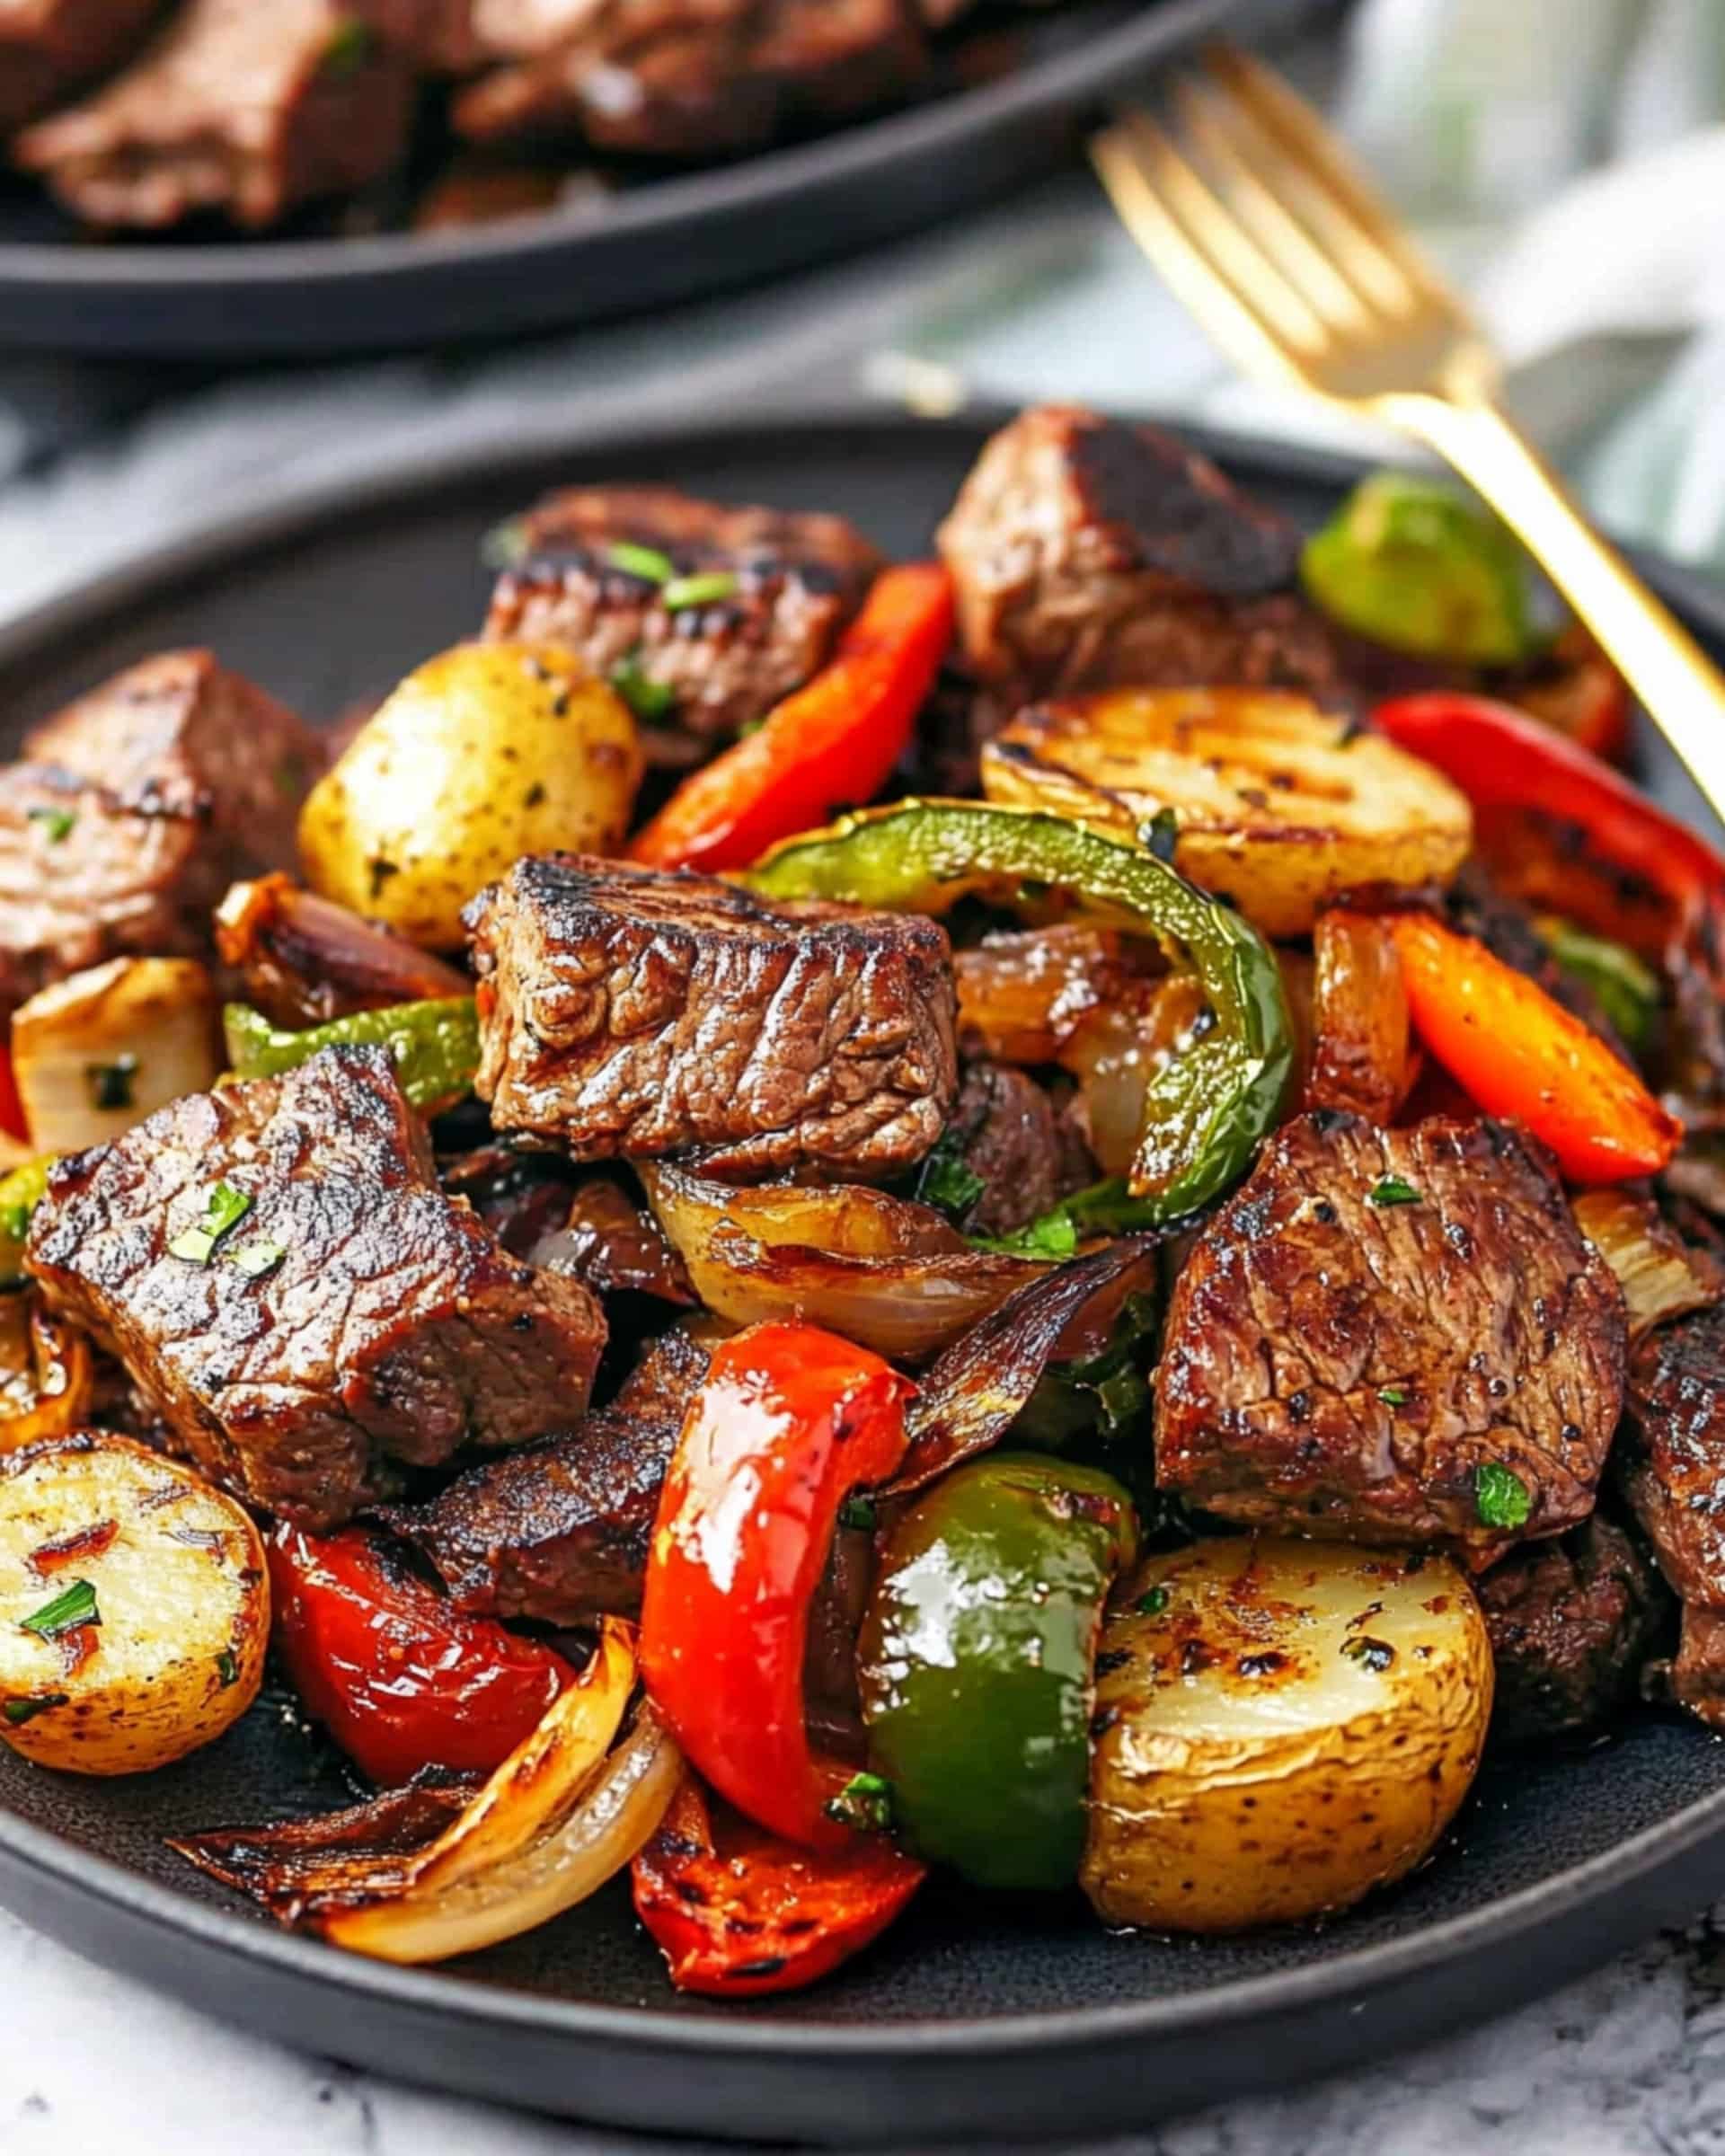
[466,854,957,1179]
[13,0,416,230]
[27,1046,606,1531]
[0,0,161,135]
[1475,1515,1670,1745]
[936,404,1342,708]
[1155,1110,1627,1560]
[376,1321,711,1621]
[0,651,323,1020]
[484,484,882,739]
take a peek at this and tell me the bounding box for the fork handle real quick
[1390,393,1725,814]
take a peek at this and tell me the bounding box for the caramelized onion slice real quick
[1310,910,1414,1125]
[1572,1190,1722,1342]
[640,1165,1047,1362]
[0,1294,93,1454]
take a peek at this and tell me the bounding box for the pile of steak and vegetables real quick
[4,0,1066,239]
[0,404,1719,1993]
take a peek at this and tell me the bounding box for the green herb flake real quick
[225,1238,286,1280]
[84,1055,138,1113]
[838,1495,877,1533]
[216,1648,240,1689]
[970,1206,1080,1263]
[608,654,677,723]
[321,17,375,75]
[20,1578,99,1640]
[915,1135,986,1226]
[169,1180,253,1266]
[822,1770,895,1833]
[1475,1460,1532,1530]
[1367,1175,1421,1208]
[4,1692,67,1725]
[1377,1385,1409,1407]
[660,570,739,613]
[1136,1585,1171,1617]
[27,806,75,844]
[605,541,675,585]
[1340,1635,1396,1672]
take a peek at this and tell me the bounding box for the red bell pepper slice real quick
[628,563,953,874]
[1389,913,1681,1183]
[1375,693,1725,925]
[632,1777,924,1997]
[0,1047,28,1148]
[638,1320,913,1850]
[268,1526,572,1787]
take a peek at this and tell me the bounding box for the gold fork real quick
[1092,45,1725,820]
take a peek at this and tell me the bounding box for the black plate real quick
[0,412,1721,2148]
[0,0,1315,359]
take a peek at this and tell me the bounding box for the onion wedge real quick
[0,1294,93,1454]
[1572,1190,1721,1343]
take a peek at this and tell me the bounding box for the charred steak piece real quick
[937,404,1341,707]
[1156,1111,1626,1558]
[0,0,160,135]
[484,484,882,739]
[1475,1515,1669,1745]
[943,1060,1092,1239]
[13,0,415,231]
[376,1322,712,1620]
[466,854,958,1179]
[27,1046,606,1531]
[0,652,323,1020]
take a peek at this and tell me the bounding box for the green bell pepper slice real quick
[0,1156,52,1287]
[856,1453,1137,1890]
[223,996,480,1114]
[1539,919,1661,1055]
[748,800,1293,1230]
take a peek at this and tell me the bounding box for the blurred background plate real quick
[0,0,1320,360]
[0,410,1721,2146]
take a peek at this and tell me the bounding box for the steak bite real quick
[945,1060,1092,1239]
[26,1046,606,1530]
[483,484,882,738]
[0,0,160,136]
[376,1322,711,1621]
[0,652,323,1019]
[13,0,416,231]
[1155,1111,1626,1558]
[1475,1515,1669,1745]
[937,404,1341,707]
[466,854,958,1179]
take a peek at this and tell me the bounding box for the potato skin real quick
[298,641,643,950]
[0,1432,268,1775]
[1083,1536,1491,1932]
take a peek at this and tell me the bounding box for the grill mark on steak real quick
[465,853,957,1179]
[26,1045,606,1530]
[1155,1112,1626,1558]
[484,485,881,738]
[0,0,161,135]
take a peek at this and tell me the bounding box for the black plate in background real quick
[0,0,1319,359]
[0,414,1721,2148]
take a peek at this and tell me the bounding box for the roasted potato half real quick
[0,1433,268,1775]
[982,689,1473,938]
[1083,1536,1491,1932]
[12,957,222,1158]
[298,641,644,950]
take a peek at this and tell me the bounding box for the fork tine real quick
[1203,45,1464,323]
[1092,111,1331,372]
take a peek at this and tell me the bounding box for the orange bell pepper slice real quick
[1390,913,1680,1183]
[628,562,953,874]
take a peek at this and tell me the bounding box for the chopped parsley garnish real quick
[605,542,675,585]
[226,1238,286,1280]
[914,1134,986,1226]
[1136,1585,1171,1617]
[608,653,677,722]
[1340,1636,1395,1672]
[321,18,374,75]
[1139,808,1180,863]
[970,1208,1080,1262]
[1367,1175,1420,1207]
[216,1648,240,1689]
[20,1578,99,1640]
[84,1055,137,1113]
[823,1771,895,1833]
[838,1495,877,1533]
[1475,1460,1531,1530]
[660,570,739,613]
[169,1180,253,1265]
[27,806,75,844]
[480,517,528,570]
[1377,1385,1408,1407]
[4,1692,67,1725]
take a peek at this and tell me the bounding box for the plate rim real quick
[3,404,1725,2072]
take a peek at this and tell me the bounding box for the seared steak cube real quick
[13,0,416,230]
[944,1060,1092,1238]
[466,854,957,1178]
[937,405,1340,706]
[0,652,323,1019]
[1475,1515,1669,1744]
[0,0,160,135]
[483,484,882,738]
[27,1045,606,1530]
[1155,1112,1626,1558]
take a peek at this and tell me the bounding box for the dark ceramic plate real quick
[0,0,1320,359]
[0,413,1721,2147]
